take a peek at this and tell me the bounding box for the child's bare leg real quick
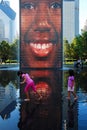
[25,91,30,100]
[68,91,70,99]
[72,92,78,99]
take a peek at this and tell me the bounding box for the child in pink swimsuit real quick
[67,69,78,100]
[17,71,42,101]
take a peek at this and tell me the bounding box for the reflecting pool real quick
[0,69,87,130]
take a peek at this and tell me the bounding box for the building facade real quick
[83,19,87,31]
[63,0,79,43]
[0,0,16,43]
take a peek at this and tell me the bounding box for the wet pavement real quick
[0,67,87,130]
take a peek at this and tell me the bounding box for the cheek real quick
[21,15,32,32]
[54,17,61,28]
[21,17,28,30]
[21,44,31,54]
[50,11,61,29]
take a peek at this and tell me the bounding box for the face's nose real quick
[34,3,51,32]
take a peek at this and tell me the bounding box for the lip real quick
[36,81,51,97]
[30,42,53,57]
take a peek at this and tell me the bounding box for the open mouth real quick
[30,42,53,57]
[36,81,52,99]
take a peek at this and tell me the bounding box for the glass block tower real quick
[63,0,79,43]
[0,0,16,42]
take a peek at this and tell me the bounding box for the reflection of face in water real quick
[20,0,62,68]
[27,70,62,101]
[19,70,62,130]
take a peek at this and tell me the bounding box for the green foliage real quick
[10,39,19,60]
[71,35,83,59]
[64,39,71,59]
[0,40,10,63]
[81,31,87,59]
[6,59,18,63]
[64,31,87,61]
[0,39,19,63]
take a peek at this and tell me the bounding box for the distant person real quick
[17,71,42,101]
[74,61,77,68]
[67,69,78,100]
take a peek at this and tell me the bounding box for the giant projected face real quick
[20,0,62,68]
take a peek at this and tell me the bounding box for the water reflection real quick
[0,81,16,119]
[0,70,19,130]
[62,69,87,130]
[19,70,63,130]
[67,100,77,129]
[0,69,87,130]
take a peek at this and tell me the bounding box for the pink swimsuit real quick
[22,73,36,92]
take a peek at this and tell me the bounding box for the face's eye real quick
[50,2,61,9]
[21,3,34,9]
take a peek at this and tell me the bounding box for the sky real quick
[79,0,87,32]
[8,0,19,33]
[9,0,19,12]
[4,0,87,34]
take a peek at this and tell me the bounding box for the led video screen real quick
[20,0,62,69]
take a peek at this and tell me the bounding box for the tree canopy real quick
[0,39,19,63]
[64,31,87,60]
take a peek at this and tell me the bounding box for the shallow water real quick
[0,69,87,130]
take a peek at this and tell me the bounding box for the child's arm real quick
[72,80,75,86]
[20,76,26,84]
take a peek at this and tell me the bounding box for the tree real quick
[81,31,87,59]
[10,38,19,61]
[71,35,83,59]
[0,41,10,63]
[64,31,87,61]
[64,39,71,59]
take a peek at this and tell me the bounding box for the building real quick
[83,19,87,32]
[0,0,16,43]
[63,0,79,43]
